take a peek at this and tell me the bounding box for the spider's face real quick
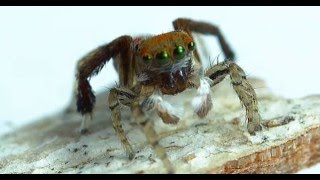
[135,31,196,94]
[135,31,195,72]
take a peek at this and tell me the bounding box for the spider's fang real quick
[168,72,176,88]
[178,70,186,81]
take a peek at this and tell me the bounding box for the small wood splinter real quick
[263,116,295,128]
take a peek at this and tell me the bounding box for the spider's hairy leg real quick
[75,35,133,133]
[228,62,262,134]
[173,18,235,62]
[74,78,95,134]
[108,87,137,160]
[80,114,92,134]
[140,120,175,174]
[109,85,175,173]
[205,61,262,135]
[136,86,176,173]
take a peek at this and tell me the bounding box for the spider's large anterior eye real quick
[156,51,169,65]
[188,41,195,51]
[143,55,153,64]
[173,45,185,60]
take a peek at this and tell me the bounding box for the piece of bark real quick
[0,78,319,174]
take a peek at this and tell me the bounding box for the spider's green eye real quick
[173,45,186,60]
[143,55,153,64]
[188,41,195,51]
[156,51,169,65]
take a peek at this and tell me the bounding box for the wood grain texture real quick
[213,127,320,173]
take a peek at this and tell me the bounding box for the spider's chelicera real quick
[75,18,262,173]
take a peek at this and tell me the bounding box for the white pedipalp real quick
[143,92,184,121]
[156,98,184,119]
[191,77,213,118]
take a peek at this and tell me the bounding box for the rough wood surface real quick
[0,78,319,174]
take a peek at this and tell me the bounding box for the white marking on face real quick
[147,54,192,73]
[137,55,193,84]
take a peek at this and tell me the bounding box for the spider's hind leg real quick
[205,61,262,135]
[173,18,235,63]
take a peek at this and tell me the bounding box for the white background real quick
[0,7,319,173]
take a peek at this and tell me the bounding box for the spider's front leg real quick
[139,120,175,174]
[108,87,137,159]
[109,86,175,173]
[75,35,133,133]
[203,61,262,135]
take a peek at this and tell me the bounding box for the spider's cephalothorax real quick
[75,18,262,173]
[134,31,195,95]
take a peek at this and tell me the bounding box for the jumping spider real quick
[75,18,262,173]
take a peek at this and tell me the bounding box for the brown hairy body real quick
[75,18,263,173]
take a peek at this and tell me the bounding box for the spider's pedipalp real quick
[191,77,213,118]
[146,93,184,124]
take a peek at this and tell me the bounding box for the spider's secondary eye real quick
[156,51,169,65]
[173,45,185,60]
[143,55,153,64]
[188,41,195,51]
